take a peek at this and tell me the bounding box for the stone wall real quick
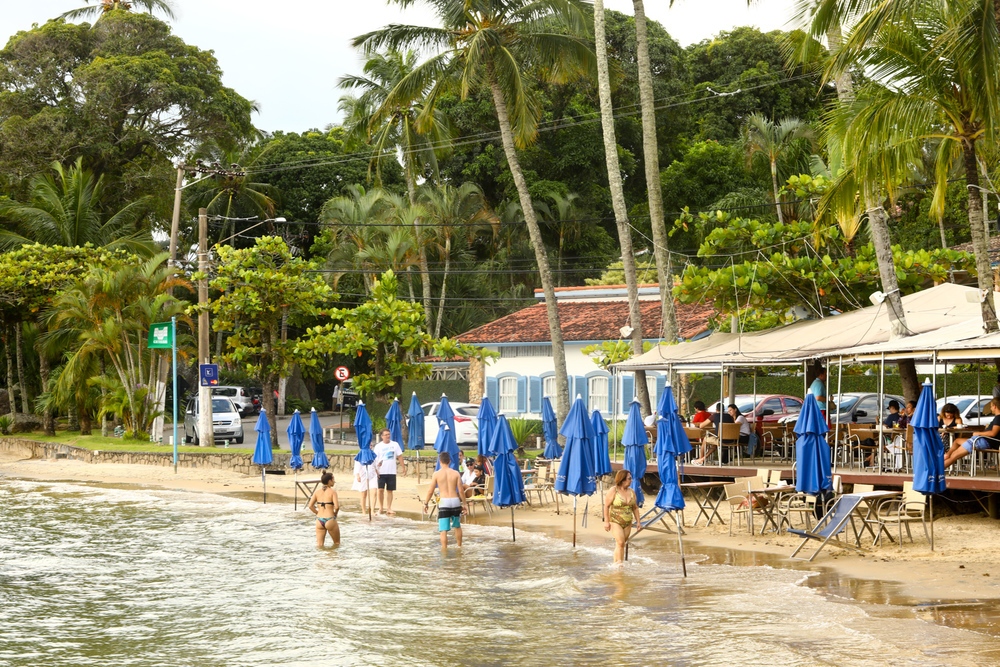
[0,437,439,479]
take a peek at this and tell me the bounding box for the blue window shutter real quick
[529,377,541,413]
[607,378,614,414]
[486,377,499,406]
[622,375,634,410]
[574,376,588,405]
[656,375,666,406]
[516,376,527,413]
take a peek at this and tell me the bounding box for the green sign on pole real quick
[148,322,173,349]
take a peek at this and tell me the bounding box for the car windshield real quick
[457,406,478,416]
[213,388,237,397]
[832,395,861,413]
[953,398,976,412]
[211,399,235,413]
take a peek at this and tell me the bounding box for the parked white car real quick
[184,397,244,445]
[422,402,480,445]
[936,395,994,427]
[211,385,257,416]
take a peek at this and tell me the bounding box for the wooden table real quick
[681,481,729,527]
[747,484,798,535]
[852,490,902,547]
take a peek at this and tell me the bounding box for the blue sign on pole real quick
[199,364,219,387]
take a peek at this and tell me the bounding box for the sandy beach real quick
[3,449,998,603]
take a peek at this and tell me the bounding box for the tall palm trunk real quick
[407,168,434,331]
[963,139,999,332]
[36,333,55,435]
[15,324,31,415]
[595,0,651,416]
[435,234,451,338]
[4,324,17,413]
[770,158,785,223]
[489,79,570,423]
[633,0,678,342]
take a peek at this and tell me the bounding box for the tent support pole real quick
[834,355,844,472]
[878,353,886,473]
[932,351,938,397]
[718,366,725,466]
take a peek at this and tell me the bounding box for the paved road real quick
[160,411,354,450]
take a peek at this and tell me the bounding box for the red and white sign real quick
[334,366,351,382]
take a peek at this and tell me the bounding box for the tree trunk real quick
[866,199,909,339]
[770,159,785,223]
[826,23,854,101]
[15,324,31,415]
[262,376,278,446]
[406,266,416,303]
[277,309,288,417]
[435,234,451,338]
[489,78,570,424]
[595,0,651,416]
[897,359,920,404]
[68,404,80,432]
[4,324,17,413]
[79,401,92,435]
[407,169,434,331]
[36,339,54,436]
[633,0,678,342]
[963,139,999,332]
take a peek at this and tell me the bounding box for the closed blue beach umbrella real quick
[437,394,456,436]
[287,409,305,471]
[309,408,329,469]
[434,420,461,472]
[354,402,376,521]
[407,392,425,451]
[491,414,528,541]
[477,396,499,458]
[542,396,562,459]
[252,409,273,504]
[591,409,612,478]
[656,383,693,459]
[385,397,404,449]
[622,399,649,507]
[795,389,831,495]
[911,380,946,549]
[555,395,597,547]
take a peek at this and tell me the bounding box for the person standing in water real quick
[423,451,467,548]
[352,444,378,516]
[603,470,641,564]
[373,428,405,516]
[307,472,340,547]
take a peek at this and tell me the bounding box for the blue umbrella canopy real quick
[437,394,456,436]
[591,409,612,478]
[654,449,685,511]
[912,381,947,494]
[434,420,461,471]
[622,399,649,506]
[309,408,329,469]
[286,409,305,471]
[477,397,499,458]
[555,396,597,496]
[385,398,404,449]
[654,385,693,459]
[491,415,527,508]
[795,389,831,495]
[541,397,562,459]
[252,409,273,466]
[354,402,376,466]
[407,392,425,451]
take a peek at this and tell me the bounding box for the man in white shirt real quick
[373,428,405,516]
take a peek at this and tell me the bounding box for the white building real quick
[457,285,714,417]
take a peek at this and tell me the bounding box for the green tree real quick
[354,0,595,423]
[210,236,335,443]
[318,184,391,292]
[295,270,495,399]
[0,158,154,254]
[742,113,814,224]
[62,0,176,22]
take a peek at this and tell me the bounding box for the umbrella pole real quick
[262,467,267,505]
[367,464,373,521]
[930,495,935,551]
[573,497,577,548]
[511,507,516,542]
[676,513,687,577]
[294,470,298,511]
[416,449,420,484]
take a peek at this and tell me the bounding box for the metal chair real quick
[466,475,495,517]
[873,481,929,548]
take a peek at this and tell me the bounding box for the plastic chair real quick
[466,476,495,517]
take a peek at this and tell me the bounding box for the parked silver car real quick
[184,397,244,445]
[211,385,257,416]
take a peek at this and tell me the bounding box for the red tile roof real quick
[456,300,714,344]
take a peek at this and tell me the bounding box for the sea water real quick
[1,479,998,667]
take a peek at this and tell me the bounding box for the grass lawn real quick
[15,432,254,455]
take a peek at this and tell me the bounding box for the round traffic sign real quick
[334,366,351,382]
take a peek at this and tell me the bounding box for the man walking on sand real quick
[374,428,405,516]
[423,451,467,548]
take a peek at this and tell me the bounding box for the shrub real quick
[0,415,12,435]
[508,418,542,448]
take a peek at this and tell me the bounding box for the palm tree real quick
[340,49,452,330]
[593,0,652,415]
[743,114,814,224]
[420,182,495,337]
[321,185,390,292]
[61,0,175,22]
[632,0,680,343]
[353,0,595,422]
[0,158,154,254]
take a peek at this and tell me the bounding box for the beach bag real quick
[745,432,760,457]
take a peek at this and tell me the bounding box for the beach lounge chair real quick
[788,493,865,561]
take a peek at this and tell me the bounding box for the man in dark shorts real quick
[374,428,405,516]
[423,452,466,548]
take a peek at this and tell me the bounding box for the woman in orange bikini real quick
[603,470,641,564]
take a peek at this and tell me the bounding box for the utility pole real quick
[198,207,214,446]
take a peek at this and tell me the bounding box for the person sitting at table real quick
[945,398,1000,467]
[464,465,487,498]
[728,403,753,457]
[690,401,711,427]
[939,403,963,429]
[898,400,916,429]
[461,458,478,486]
[883,400,902,428]
[691,408,734,465]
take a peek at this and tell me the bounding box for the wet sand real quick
[2,450,998,606]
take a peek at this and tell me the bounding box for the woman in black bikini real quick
[308,472,340,547]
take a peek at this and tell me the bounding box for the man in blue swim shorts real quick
[423,451,467,548]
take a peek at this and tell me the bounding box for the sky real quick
[2,0,796,134]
